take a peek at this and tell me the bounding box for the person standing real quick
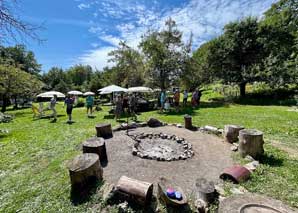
[173,89,180,112]
[160,90,166,113]
[50,94,57,122]
[183,90,188,107]
[64,95,74,123]
[115,95,123,121]
[86,95,94,116]
[192,89,198,108]
[129,94,137,121]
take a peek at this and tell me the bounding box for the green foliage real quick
[108,41,145,87]
[0,45,41,75]
[140,18,189,89]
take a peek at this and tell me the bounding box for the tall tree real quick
[140,18,187,89]
[213,17,263,97]
[66,64,93,87]
[108,41,145,87]
[42,67,71,93]
[0,45,41,75]
[0,64,43,112]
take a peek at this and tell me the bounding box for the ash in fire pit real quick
[130,133,194,161]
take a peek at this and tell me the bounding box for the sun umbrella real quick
[99,85,127,94]
[83,91,95,96]
[127,86,153,93]
[37,91,65,98]
[68,90,83,95]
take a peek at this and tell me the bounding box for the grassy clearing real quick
[0,96,298,212]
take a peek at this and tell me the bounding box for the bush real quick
[75,98,85,108]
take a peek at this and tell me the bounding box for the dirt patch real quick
[270,141,298,159]
[103,126,234,195]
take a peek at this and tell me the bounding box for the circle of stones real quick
[131,132,194,161]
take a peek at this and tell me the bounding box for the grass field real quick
[0,94,298,212]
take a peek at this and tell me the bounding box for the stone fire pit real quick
[130,132,194,161]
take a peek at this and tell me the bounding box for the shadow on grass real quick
[104,114,115,120]
[258,153,284,167]
[71,179,104,205]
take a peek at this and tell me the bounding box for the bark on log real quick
[195,178,216,204]
[68,153,103,197]
[239,129,264,159]
[115,176,153,206]
[184,115,192,130]
[223,125,244,143]
[95,123,113,139]
[83,137,107,162]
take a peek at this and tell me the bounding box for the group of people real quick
[114,93,137,121]
[160,88,202,112]
[47,94,94,123]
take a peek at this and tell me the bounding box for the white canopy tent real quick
[99,85,127,95]
[83,91,95,96]
[37,91,65,98]
[68,90,83,95]
[127,86,153,93]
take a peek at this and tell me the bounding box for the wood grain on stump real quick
[83,137,107,162]
[95,123,113,139]
[223,125,244,143]
[239,129,264,159]
[68,153,103,198]
[115,176,153,206]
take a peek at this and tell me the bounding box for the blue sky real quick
[17,0,278,72]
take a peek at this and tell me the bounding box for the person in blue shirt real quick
[160,90,166,112]
[64,95,74,123]
[86,95,94,116]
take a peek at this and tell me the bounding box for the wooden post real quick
[195,178,216,204]
[95,123,113,139]
[239,129,264,159]
[68,153,103,198]
[114,176,153,206]
[83,137,107,162]
[223,125,244,143]
[184,114,192,130]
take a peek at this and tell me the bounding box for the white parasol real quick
[99,85,127,94]
[83,91,95,96]
[127,86,153,93]
[68,90,83,95]
[37,91,65,98]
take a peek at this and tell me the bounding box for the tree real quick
[108,41,145,87]
[0,64,43,112]
[0,45,41,75]
[0,0,41,43]
[140,18,187,90]
[212,17,263,97]
[42,67,71,93]
[66,65,93,88]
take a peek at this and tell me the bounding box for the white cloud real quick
[78,3,90,10]
[78,46,116,70]
[76,0,278,69]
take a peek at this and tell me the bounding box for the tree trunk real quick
[68,153,103,199]
[114,176,153,206]
[239,82,246,98]
[95,123,113,139]
[82,137,107,163]
[1,95,8,112]
[223,125,245,143]
[239,129,264,159]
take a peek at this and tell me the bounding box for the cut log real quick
[239,129,264,159]
[83,137,107,162]
[68,153,103,197]
[223,125,244,143]
[114,176,153,206]
[195,178,216,205]
[184,114,192,130]
[95,123,113,139]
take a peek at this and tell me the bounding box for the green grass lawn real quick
[0,100,298,212]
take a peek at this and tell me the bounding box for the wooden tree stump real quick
[223,125,244,143]
[239,129,264,159]
[114,176,153,206]
[184,115,192,130]
[68,153,103,198]
[195,178,216,204]
[83,137,107,163]
[95,123,113,139]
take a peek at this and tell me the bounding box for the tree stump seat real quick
[95,123,113,139]
[83,137,107,163]
[68,153,103,198]
[223,125,244,143]
[239,129,264,159]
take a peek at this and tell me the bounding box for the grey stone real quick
[176,123,183,128]
[230,145,238,152]
[147,118,163,127]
